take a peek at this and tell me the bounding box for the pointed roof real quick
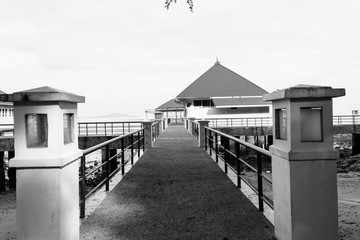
[176,62,268,100]
[156,99,184,111]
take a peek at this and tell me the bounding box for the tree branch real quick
[165,0,194,12]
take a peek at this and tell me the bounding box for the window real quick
[194,100,202,107]
[300,107,323,142]
[193,100,214,108]
[63,113,74,144]
[275,108,287,140]
[25,114,48,148]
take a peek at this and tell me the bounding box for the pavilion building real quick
[175,61,271,119]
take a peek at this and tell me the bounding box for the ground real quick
[0,171,359,239]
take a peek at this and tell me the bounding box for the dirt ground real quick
[0,172,359,239]
[337,172,360,240]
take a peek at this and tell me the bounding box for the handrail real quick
[205,115,360,128]
[203,125,273,211]
[82,130,142,155]
[78,121,143,136]
[79,127,146,218]
[206,127,271,157]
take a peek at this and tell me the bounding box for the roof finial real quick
[215,56,220,65]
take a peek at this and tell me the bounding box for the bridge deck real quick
[80,125,274,240]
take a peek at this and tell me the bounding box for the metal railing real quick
[78,121,143,136]
[204,126,273,211]
[206,115,360,128]
[208,117,273,128]
[333,115,360,126]
[79,128,145,218]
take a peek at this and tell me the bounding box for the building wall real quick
[185,102,272,119]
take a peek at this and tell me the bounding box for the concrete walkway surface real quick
[80,125,274,240]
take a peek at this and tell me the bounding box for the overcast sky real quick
[1,0,359,118]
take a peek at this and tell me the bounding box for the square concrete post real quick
[163,117,168,129]
[6,86,85,240]
[198,120,210,148]
[155,120,163,135]
[143,121,153,149]
[188,117,195,134]
[264,85,345,240]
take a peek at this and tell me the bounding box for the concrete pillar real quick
[8,151,16,189]
[143,121,153,149]
[188,117,195,134]
[198,120,210,148]
[163,118,168,129]
[155,120,163,134]
[0,151,5,193]
[6,86,85,240]
[263,85,345,240]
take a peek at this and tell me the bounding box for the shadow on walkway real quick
[80,125,274,240]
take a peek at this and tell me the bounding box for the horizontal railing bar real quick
[84,156,133,200]
[82,129,144,155]
[205,126,271,157]
[85,178,108,200]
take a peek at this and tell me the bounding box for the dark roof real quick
[9,86,85,103]
[212,97,268,108]
[156,99,184,111]
[176,62,268,100]
[155,99,184,111]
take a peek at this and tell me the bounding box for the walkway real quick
[80,125,274,240]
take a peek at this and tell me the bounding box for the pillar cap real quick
[1,86,85,103]
[263,84,345,101]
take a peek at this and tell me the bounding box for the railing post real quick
[143,121,153,149]
[131,134,134,165]
[264,85,345,240]
[121,138,125,175]
[138,131,141,157]
[215,133,219,163]
[208,130,212,156]
[352,133,360,156]
[256,152,264,211]
[235,139,241,188]
[198,120,210,148]
[80,155,86,218]
[142,129,145,151]
[221,136,229,173]
[105,145,110,191]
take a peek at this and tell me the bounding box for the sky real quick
[0,0,359,118]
